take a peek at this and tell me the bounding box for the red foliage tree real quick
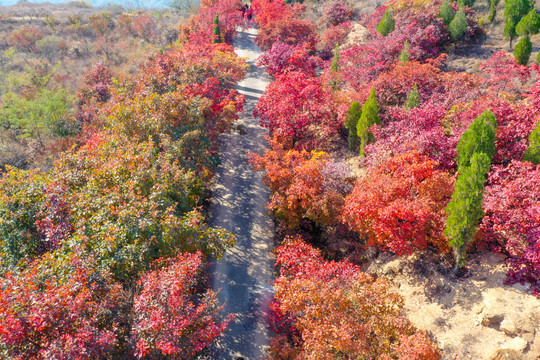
[270,237,441,359]
[0,255,123,359]
[342,152,454,255]
[130,252,232,359]
[254,71,339,150]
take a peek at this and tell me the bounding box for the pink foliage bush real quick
[258,42,320,77]
[0,256,122,360]
[481,161,540,294]
[364,106,458,170]
[322,0,355,26]
[478,51,538,96]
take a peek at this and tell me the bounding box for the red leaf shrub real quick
[251,0,293,27]
[0,256,122,360]
[250,142,353,228]
[130,252,232,359]
[255,18,318,52]
[342,152,454,255]
[322,0,355,26]
[364,106,459,170]
[480,161,540,294]
[270,237,441,359]
[257,42,320,77]
[478,51,538,96]
[7,26,43,52]
[318,22,352,57]
[185,0,243,44]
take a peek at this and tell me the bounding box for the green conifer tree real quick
[331,44,341,73]
[445,152,491,272]
[456,110,497,171]
[449,8,468,41]
[504,0,532,47]
[377,9,395,36]
[357,88,380,157]
[405,84,420,109]
[439,0,454,24]
[345,101,361,151]
[213,13,222,44]
[523,120,540,164]
[514,34,532,65]
[399,40,411,64]
[516,9,540,36]
[489,0,500,22]
[458,0,475,7]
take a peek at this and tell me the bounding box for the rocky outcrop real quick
[366,250,540,359]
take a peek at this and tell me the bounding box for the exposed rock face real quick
[341,23,370,48]
[366,250,540,359]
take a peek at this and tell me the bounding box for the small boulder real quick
[482,312,505,327]
[489,337,528,360]
[500,318,518,337]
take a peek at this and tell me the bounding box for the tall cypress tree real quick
[445,152,491,272]
[514,34,532,65]
[213,13,222,43]
[516,9,540,36]
[357,88,380,157]
[345,101,361,151]
[456,110,497,171]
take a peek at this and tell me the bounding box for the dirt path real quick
[210,27,274,360]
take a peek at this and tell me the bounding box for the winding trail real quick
[210,27,274,359]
